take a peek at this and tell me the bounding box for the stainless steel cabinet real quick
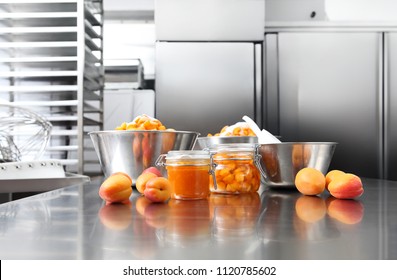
[385,32,397,180]
[156,42,260,135]
[265,32,382,178]
[155,0,265,41]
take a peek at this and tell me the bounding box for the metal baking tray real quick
[0,172,90,193]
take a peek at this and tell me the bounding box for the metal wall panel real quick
[155,0,265,41]
[276,32,381,178]
[155,42,256,136]
[385,32,397,180]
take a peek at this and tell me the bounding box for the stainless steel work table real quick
[0,177,396,260]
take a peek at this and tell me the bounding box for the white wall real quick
[103,0,156,79]
[104,0,154,11]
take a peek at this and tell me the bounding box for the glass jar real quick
[156,150,211,200]
[210,144,261,194]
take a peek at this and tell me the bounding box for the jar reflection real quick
[209,192,261,239]
[163,199,211,247]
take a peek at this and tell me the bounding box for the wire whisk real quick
[0,103,52,162]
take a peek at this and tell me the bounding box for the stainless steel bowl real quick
[195,136,258,150]
[255,142,337,188]
[89,130,200,183]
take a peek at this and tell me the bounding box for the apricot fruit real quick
[294,167,326,196]
[99,172,133,204]
[135,172,158,194]
[328,173,364,199]
[144,177,171,203]
[325,169,346,190]
[117,114,167,131]
[295,195,327,223]
[142,166,162,177]
[327,197,364,224]
[111,172,133,186]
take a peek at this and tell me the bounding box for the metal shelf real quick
[1,0,104,175]
[0,12,78,19]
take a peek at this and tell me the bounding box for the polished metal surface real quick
[155,42,257,136]
[385,32,397,180]
[256,142,337,188]
[89,130,200,182]
[269,32,381,178]
[155,0,265,41]
[0,177,396,260]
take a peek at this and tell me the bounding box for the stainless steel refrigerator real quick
[154,0,265,136]
[264,31,397,180]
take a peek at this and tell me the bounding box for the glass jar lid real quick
[165,150,210,160]
[156,150,211,168]
[209,143,256,153]
[209,144,256,161]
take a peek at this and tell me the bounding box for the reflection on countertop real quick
[0,177,396,260]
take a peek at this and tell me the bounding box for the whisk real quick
[0,103,52,162]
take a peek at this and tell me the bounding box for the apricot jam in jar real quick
[210,144,261,194]
[157,150,211,200]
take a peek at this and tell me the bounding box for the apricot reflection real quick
[295,195,327,223]
[98,202,132,231]
[326,197,364,225]
[258,191,339,241]
[292,195,328,240]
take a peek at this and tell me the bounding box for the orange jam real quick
[210,144,261,194]
[164,151,211,200]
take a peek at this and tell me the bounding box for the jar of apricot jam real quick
[209,144,261,194]
[156,150,211,200]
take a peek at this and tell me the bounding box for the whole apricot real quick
[135,172,158,194]
[328,173,364,199]
[294,167,326,196]
[142,166,162,177]
[325,170,345,190]
[111,172,133,186]
[99,173,133,204]
[144,177,171,203]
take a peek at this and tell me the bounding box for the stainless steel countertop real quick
[0,177,396,260]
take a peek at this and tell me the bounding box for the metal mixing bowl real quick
[195,136,258,150]
[255,142,337,188]
[89,130,200,183]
